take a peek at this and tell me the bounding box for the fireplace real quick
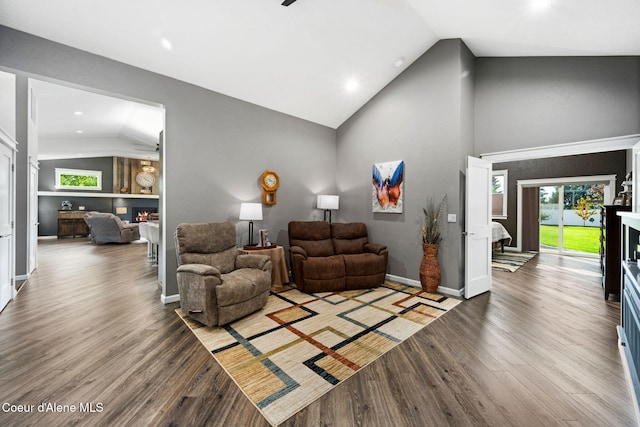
[133,207,158,223]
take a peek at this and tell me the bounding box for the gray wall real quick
[336,39,475,291]
[4,23,640,297]
[1,26,336,296]
[493,150,627,246]
[38,157,113,192]
[0,71,16,138]
[475,57,640,154]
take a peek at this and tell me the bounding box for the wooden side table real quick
[57,210,90,238]
[240,245,289,286]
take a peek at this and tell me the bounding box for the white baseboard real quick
[386,274,463,298]
[161,293,180,304]
[13,274,29,298]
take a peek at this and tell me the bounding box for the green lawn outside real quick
[539,225,600,254]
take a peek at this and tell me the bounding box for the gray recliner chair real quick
[175,222,272,327]
[83,212,140,244]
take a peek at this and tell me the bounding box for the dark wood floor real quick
[0,238,636,426]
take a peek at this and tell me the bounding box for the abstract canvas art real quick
[372,160,404,213]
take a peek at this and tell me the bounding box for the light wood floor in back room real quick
[0,238,636,426]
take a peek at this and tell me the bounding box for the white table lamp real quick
[317,195,339,223]
[239,202,263,246]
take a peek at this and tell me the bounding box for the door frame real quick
[28,156,39,275]
[27,77,168,302]
[0,126,17,311]
[516,174,616,253]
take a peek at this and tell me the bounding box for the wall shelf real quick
[38,191,158,199]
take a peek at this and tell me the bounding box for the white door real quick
[28,158,38,274]
[465,156,492,298]
[0,141,14,311]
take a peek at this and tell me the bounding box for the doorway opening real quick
[27,77,166,296]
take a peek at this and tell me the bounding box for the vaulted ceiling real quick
[1,0,639,159]
[31,80,163,161]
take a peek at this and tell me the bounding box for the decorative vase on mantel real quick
[419,243,441,293]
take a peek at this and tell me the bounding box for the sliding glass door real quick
[539,183,604,257]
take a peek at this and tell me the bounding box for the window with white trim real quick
[492,170,508,219]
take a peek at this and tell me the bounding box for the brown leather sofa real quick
[288,221,388,293]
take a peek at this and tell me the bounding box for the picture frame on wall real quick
[372,160,404,213]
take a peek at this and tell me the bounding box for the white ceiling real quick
[2,0,640,159]
[32,80,163,160]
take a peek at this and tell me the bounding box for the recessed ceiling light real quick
[160,38,173,51]
[394,57,405,68]
[76,130,83,134]
[345,79,359,92]
[74,111,83,115]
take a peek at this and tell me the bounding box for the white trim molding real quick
[38,191,159,199]
[492,169,508,219]
[481,134,640,163]
[0,126,18,151]
[161,293,180,304]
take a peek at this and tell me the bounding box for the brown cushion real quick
[289,221,331,240]
[176,222,238,274]
[331,222,369,254]
[334,238,368,254]
[289,221,335,257]
[343,253,387,276]
[331,222,368,240]
[301,255,345,279]
[180,247,238,274]
[216,269,271,306]
[176,222,236,253]
[292,239,334,257]
[176,264,220,277]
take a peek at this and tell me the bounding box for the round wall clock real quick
[261,170,279,205]
[261,170,279,191]
[136,171,156,192]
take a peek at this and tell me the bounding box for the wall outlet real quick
[448,214,456,223]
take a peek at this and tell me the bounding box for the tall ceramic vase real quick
[419,243,441,293]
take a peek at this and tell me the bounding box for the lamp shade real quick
[317,195,339,210]
[239,202,263,221]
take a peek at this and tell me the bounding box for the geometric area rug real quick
[176,281,461,426]
[492,251,538,272]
